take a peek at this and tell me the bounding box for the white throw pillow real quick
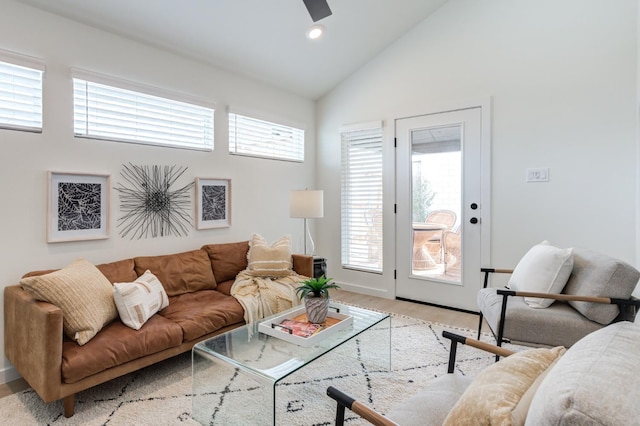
[113,270,169,330]
[508,241,574,308]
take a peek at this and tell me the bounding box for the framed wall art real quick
[47,171,110,243]
[196,178,231,229]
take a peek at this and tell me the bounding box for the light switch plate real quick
[527,167,549,182]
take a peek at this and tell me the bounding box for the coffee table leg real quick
[192,349,274,425]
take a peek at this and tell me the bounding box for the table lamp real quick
[289,189,324,255]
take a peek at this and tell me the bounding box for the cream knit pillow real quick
[246,234,294,277]
[20,259,118,345]
[443,346,566,426]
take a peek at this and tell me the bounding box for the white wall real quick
[317,1,638,296]
[0,1,315,383]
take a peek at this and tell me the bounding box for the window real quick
[340,122,383,272]
[0,54,44,133]
[229,111,304,162]
[73,72,214,151]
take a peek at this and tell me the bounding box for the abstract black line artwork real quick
[116,163,194,239]
[202,185,226,221]
[196,178,231,229]
[47,172,110,243]
[57,182,101,231]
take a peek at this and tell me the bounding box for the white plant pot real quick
[304,295,330,323]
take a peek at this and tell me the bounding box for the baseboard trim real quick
[0,365,20,385]
[395,297,480,316]
[334,281,392,299]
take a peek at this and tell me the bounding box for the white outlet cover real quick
[527,168,549,182]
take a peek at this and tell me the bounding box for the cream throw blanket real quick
[231,270,308,323]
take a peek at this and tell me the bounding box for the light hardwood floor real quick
[0,289,481,399]
[332,289,481,330]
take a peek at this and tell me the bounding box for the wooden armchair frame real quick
[477,268,640,353]
[326,331,514,426]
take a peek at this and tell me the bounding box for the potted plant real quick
[295,275,340,324]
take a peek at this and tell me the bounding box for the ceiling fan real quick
[303,0,332,22]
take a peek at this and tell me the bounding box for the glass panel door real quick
[411,125,461,284]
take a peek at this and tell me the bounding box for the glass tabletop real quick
[193,301,389,384]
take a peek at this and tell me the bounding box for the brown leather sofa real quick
[4,240,313,417]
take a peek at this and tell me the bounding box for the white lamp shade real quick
[290,190,324,218]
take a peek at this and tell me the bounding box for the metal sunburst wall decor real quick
[116,163,193,239]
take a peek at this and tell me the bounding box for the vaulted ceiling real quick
[16,0,448,99]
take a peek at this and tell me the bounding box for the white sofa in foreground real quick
[329,321,640,425]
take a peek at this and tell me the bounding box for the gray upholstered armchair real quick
[477,246,640,349]
[327,330,514,426]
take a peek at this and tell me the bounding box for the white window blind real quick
[341,123,383,272]
[0,59,43,132]
[229,112,304,162]
[73,77,214,151]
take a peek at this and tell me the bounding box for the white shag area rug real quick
[0,313,523,425]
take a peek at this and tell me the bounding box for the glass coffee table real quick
[192,302,390,425]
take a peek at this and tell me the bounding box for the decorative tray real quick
[258,306,353,347]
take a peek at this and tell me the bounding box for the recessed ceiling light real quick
[307,24,324,40]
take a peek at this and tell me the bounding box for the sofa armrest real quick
[4,285,63,402]
[292,254,313,278]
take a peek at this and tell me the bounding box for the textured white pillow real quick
[508,241,574,308]
[113,270,169,330]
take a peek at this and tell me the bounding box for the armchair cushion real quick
[387,374,472,426]
[442,346,566,426]
[525,321,640,425]
[477,288,603,347]
[508,241,573,308]
[563,248,640,324]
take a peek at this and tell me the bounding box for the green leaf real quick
[295,275,340,299]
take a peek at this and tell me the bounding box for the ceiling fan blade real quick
[303,0,332,22]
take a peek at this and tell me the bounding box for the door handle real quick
[470,217,479,224]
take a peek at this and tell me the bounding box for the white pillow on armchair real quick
[508,241,574,308]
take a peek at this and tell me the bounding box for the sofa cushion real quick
[246,234,294,277]
[215,279,235,296]
[525,321,640,425]
[20,259,118,346]
[113,270,169,330]
[61,314,183,384]
[202,241,249,284]
[443,346,565,426]
[134,249,216,296]
[508,241,573,308]
[159,290,245,341]
[22,258,137,284]
[563,248,640,324]
[96,258,137,284]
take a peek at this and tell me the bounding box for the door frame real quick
[393,98,492,309]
